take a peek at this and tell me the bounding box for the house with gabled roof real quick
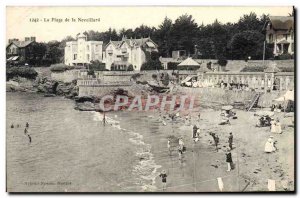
[264,16,294,57]
[6,37,36,63]
[65,33,103,66]
[103,36,158,71]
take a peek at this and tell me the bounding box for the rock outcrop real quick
[6,76,79,98]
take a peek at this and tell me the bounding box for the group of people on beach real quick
[158,111,237,191]
[209,132,234,171]
[271,104,283,112]
[264,118,281,153]
[11,122,31,143]
[270,118,282,134]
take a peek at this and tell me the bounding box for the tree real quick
[45,41,64,64]
[170,14,199,56]
[134,25,156,38]
[229,30,268,60]
[217,58,228,71]
[237,12,266,32]
[155,17,173,57]
[141,60,163,70]
[26,42,47,65]
[141,51,163,70]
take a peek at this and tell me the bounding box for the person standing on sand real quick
[192,125,198,138]
[214,135,219,152]
[228,132,233,150]
[225,149,233,171]
[275,118,282,134]
[24,128,28,135]
[178,146,183,161]
[178,138,184,151]
[159,170,167,191]
[27,134,32,143]
[167,139,171,155]
[185,115,189,125]
[270,118,276,133]
[26,122,29,128]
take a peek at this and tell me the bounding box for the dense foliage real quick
[141,51,163,70]
[88,60,106,71]
[6,66,38,80]
[167,62,179,70]
[14,12,290,67]
[217,58,228,67]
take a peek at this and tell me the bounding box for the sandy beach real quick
[6,90,294,192]
[116,103,294,192]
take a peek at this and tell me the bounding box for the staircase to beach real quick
[245,92,262,111]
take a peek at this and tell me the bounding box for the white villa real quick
[64,33,103,66]
[264,16,294,56]
[103,36,158,71]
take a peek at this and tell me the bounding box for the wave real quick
[91,111,161,191]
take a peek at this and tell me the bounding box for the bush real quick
[50,63,74,72]
[150,51,160,61]
[6,66,38,81]
[178,66,199,70]
[87,69,96,77]
[207,61,212,70]
[152,74,158,80]
[279,67,294,72]
[141,60,163,70]
[241,65,293,72]
[217,58,228,66]
[275,53,293,60]
[240,66,266,72]
[127,64,134,71]
[167,62,179,70]
[89,60,106,71]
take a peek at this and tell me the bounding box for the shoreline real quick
[6,80,295,192]
[121,108,294,192]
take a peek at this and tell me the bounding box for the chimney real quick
[30,37,36,42]
[8,38,18,43]
[25,37,30,41]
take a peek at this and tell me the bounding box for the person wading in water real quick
[102,112,107,126]
[24,128,28,135]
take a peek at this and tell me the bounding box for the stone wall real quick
[200,71,294,91]
[51,70,83,83]
[77,79,133,97]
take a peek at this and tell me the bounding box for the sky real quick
[6,6,293,42]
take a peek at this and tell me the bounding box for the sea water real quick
[6,92,161,192]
